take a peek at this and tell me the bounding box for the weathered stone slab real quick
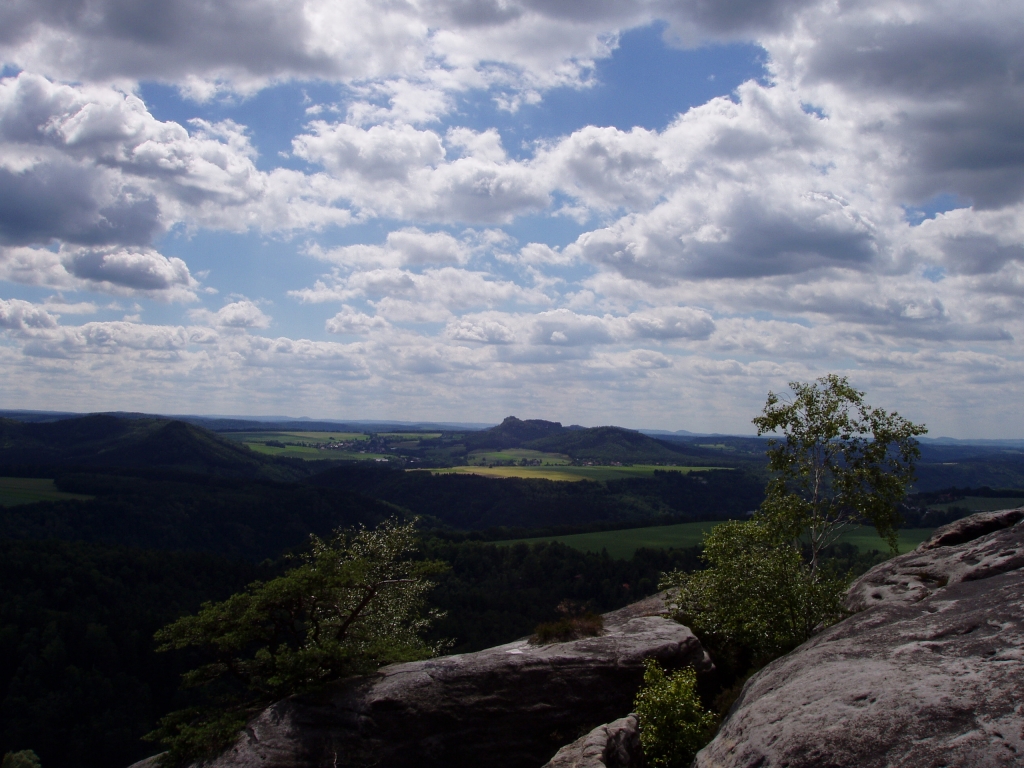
[918,507,1024,550]
[695,512,1024,768]
[180,593,705,768]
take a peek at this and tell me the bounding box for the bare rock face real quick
[845,506,1024,613]
[187,593,707,768]
[917,507,1024,550]
[695,510,1024,768]
[541,714,642,768]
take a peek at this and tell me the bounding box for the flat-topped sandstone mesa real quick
[135,593,708,768]
[695,508,1024,768]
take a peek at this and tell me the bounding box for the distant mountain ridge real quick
[0,415,304,480]
[462,417,571,449]
[461,416,714,464]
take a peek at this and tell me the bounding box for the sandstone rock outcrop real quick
[161,593,706,768]
[695,509,1024,768]
[541,714,642,768]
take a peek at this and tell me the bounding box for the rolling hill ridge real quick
[0,415,305,480]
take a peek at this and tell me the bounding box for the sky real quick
[0,0,1022,437]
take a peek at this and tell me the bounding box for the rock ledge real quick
[161,593,705,768]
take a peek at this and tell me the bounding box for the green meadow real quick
[0,477,94,506]
[466,448,571,465]
[495,521,936,560]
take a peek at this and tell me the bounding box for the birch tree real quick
[752,374,927,573]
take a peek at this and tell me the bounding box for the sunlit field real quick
[496,522,936,560]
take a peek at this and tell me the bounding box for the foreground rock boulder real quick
[170,594,707,768]
[542,714,642,768]
[696,508,1024,768]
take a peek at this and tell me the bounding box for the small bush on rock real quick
[531,599,604,644]
[634,659,717,768]
[531,612,603,643]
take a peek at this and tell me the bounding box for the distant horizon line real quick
[2,407,1024,445]
[0,407,751,437]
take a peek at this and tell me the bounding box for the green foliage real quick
[145,710,248,765]
[634,659,717,768]
[2,751,42,768]
[661,519,848,663]
[148,519,445,766]
[752,374,927,570]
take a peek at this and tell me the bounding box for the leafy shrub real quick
[634,659,717,768]
[2,752,42,768]
[660,518,847,664]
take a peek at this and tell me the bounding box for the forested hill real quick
[459,416,723,464]
[461,416,571,449]
[0,415,307,481]
[527,425,704,463]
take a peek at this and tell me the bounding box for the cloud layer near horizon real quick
[1,0,1022,436]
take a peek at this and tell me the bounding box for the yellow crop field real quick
[421,464,726,482]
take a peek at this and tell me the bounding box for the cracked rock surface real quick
[695,509,1024,768]
[167,593,707,768]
